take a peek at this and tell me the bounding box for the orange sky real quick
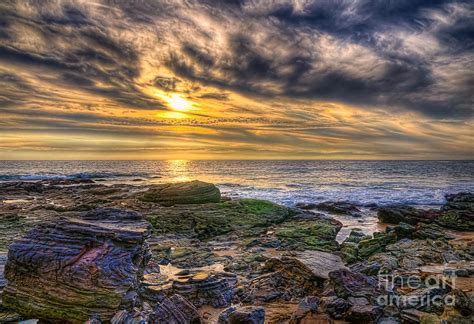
[0,1,473,160]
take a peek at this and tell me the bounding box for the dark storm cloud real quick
[158,0,473,118]
[0,0,473,119]
[0,1,165,110]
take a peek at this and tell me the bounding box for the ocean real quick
[1,160,473,207]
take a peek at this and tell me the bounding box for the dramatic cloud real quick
[0,0,472,159]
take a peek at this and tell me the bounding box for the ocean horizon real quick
[2,159,473,207]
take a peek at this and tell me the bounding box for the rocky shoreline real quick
[0,179,472,323]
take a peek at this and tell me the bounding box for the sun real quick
[167,94,190,111]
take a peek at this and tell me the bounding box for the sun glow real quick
[167,94,190,111]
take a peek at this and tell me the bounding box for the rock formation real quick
[141,180,221,206]
[2,208,151,323]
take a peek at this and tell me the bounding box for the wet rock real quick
[265,250,347,281]
[435,209,474,231]
[343,229,368,244]
[350,261,381,276]
[295,202,317,210]
[312,201,362,216]
[340,242,359,264]
[383,239,461,270]
[400,309,440,323]
[415,223,454,240]
[141,180,221,206]
[146,198,294,239]
[358,232,397,259]
[0,251,7,289]
[2,208,152,323]
[274,218,342,252]
[111,308,151,324]
[319,296,350,319]
[346,304,383,323]
[377,205,426,225]
[242,271,286,303]
[172,270,237,307]
[243,251,345,303]
[218,306,265,324]
[150,294,201,324]
[289,296,320,323]
[443,192,474,212]
[328,269,381,301]
[0,181,44,193]
[243,251,345,302]
[42,178,95,186]
[0,309,22,323]
[391,222,416,239]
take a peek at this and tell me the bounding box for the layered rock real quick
[328,269,381,301]
[378,193,474,231]
[150,294,201,324]
[2,208,151,323]
[146,198,294,239]
[218,306,265,324]
[242,251,346,303]
[172,270,237,308]
[377,205,426,225]
[141,180,221,206]
[313,201,362,217]
[443,192,474,211]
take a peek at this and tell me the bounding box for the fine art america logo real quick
[377,269,458,308]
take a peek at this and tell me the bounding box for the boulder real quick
[392,222,416,239]
[313,201,362,216]
[415,223,454,240]
[343,229,368,244]
[2,208,151,323]
[377,205,424,225]
[435,209,474,231]
[328,269,381,300]
[340,242,359,264]
[141,180,221,206]
[358,232,397,259]
[274,218,342,252]
[218,306,265,324]
[146,198,293,239]
[442,192,474,211]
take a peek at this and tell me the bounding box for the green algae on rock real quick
[2,208,152,323]
[274,218,342,252]
[141,180,221,206]
[146,198,295,239]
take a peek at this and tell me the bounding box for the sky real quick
[0,0,473,160]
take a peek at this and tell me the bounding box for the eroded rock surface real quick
[2,208,151,323]
[141,180,221,206]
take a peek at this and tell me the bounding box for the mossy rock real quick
[141,180,221,206]
[146,199,294,239]
[274,219,342,252]
[358,232,397,259]
[0,213,32,252]
[340,242,359,264]
[435,210,474,231]
[343,229,368,244]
